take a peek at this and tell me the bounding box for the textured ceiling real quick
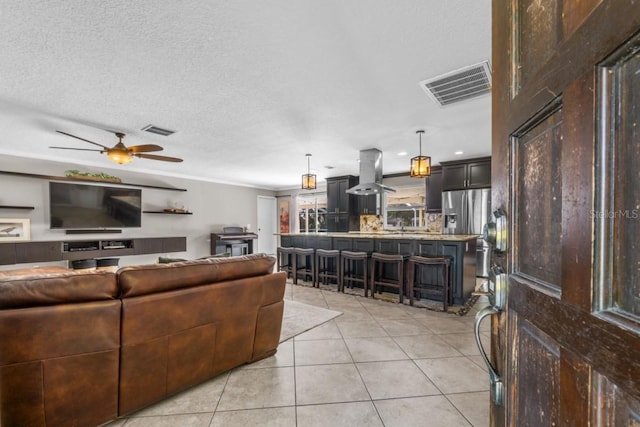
[0,0,491,190]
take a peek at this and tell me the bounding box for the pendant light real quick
[410,130,431,177]
[301,153,317,189]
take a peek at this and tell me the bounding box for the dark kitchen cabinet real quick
[416,241,440,256]
[280,236,292,247]
[352,238,375,253]
[333,237,353,251]
[326,176,357,214]
[357,194,378,215]
[327,212,351,232]
[441,157,491,191]
[326,176,358,232]
[425,167,443,212]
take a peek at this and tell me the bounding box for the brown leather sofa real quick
[0,253,286,427]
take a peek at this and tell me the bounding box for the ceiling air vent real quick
[141,125,176,136]
[419,60,491,106]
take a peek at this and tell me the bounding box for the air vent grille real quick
[141,125,176,136]
[419,61,491,106]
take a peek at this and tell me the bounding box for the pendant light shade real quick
[301,153,317,189]
[410,130,431,177]
[107,149,133,164]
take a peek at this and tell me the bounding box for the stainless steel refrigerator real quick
[442,188,492,278]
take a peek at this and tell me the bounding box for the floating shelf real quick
[0,205,35,210]
[143,211,193,215]
[0,170,187,192]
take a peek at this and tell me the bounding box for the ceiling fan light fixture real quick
[301,153,317,190]
[51,130,183,164]
[107,149,133,164]
[410,130,431,178]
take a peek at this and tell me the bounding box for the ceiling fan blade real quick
[134,153,183,162]
[56,131,110,149]
[128,144,164,153]
[49,146,105,152]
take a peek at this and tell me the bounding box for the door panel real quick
[508,311,560,427]
[492,0,640,425]
[512,102,563,290]
[592,373,640,425]
[598,35,640,317]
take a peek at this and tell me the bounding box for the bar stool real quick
[370,252,410,303]
[315,249,341,290]
[276,247,296,281]
[406,255,452,311]
[294,247,315,286]
[340,251,370,296]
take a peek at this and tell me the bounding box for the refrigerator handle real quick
[462,191,469,234]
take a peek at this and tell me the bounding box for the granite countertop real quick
[280,232,479,241]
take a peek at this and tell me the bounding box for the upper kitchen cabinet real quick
[326,176,357,214]
[425,167,442,212]
[441,157,491,191]
[357,194,377,215]
[326,175,359,232]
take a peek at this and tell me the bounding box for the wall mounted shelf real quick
[0,205,35,210]
[0,170,187,192]
[143,211,193,215]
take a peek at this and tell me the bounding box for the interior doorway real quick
[256,196,277,255]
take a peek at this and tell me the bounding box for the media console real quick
[0,237,186,265]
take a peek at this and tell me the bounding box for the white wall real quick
[0,155,275,268]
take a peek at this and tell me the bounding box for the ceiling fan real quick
[50,130,183,164]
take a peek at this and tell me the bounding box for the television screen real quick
[49,182,142,229]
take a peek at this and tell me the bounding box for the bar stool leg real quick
[363,259,369,298]
[407,261,416,305]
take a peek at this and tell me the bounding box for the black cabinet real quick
[316,236,332,250]
[416,241,440,256]
[326,213,350,232]
[441,157,491,191]
[0,243,16,265]
[326,176,356,214]
[15,242,62,263]
[425,168,443,212]
[357,195,378,215]
[134,238,164,255]
[326,176,359,232]
[0,237,186,266]
[375,239,415,255]
[467,160,491,188]
[332,237,353,252]
[280,236,292,247]
[352,238,374,253]
[163,237,187,252]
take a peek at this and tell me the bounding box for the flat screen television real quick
[49,182,142,229]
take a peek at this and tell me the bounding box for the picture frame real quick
[0,218,31,242]
[278,198,290,233]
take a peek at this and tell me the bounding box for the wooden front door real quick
[489,1,640,425]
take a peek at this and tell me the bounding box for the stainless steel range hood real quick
[346,149,396,196]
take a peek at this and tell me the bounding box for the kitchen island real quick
[279,232,478,305]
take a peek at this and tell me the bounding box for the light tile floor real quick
[106,282,491,427]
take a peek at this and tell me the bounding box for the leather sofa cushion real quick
[118,253,276,298]
[0,270,118,309]
[0,266,70,276]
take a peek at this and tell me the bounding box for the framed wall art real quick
[0,218,31,242]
